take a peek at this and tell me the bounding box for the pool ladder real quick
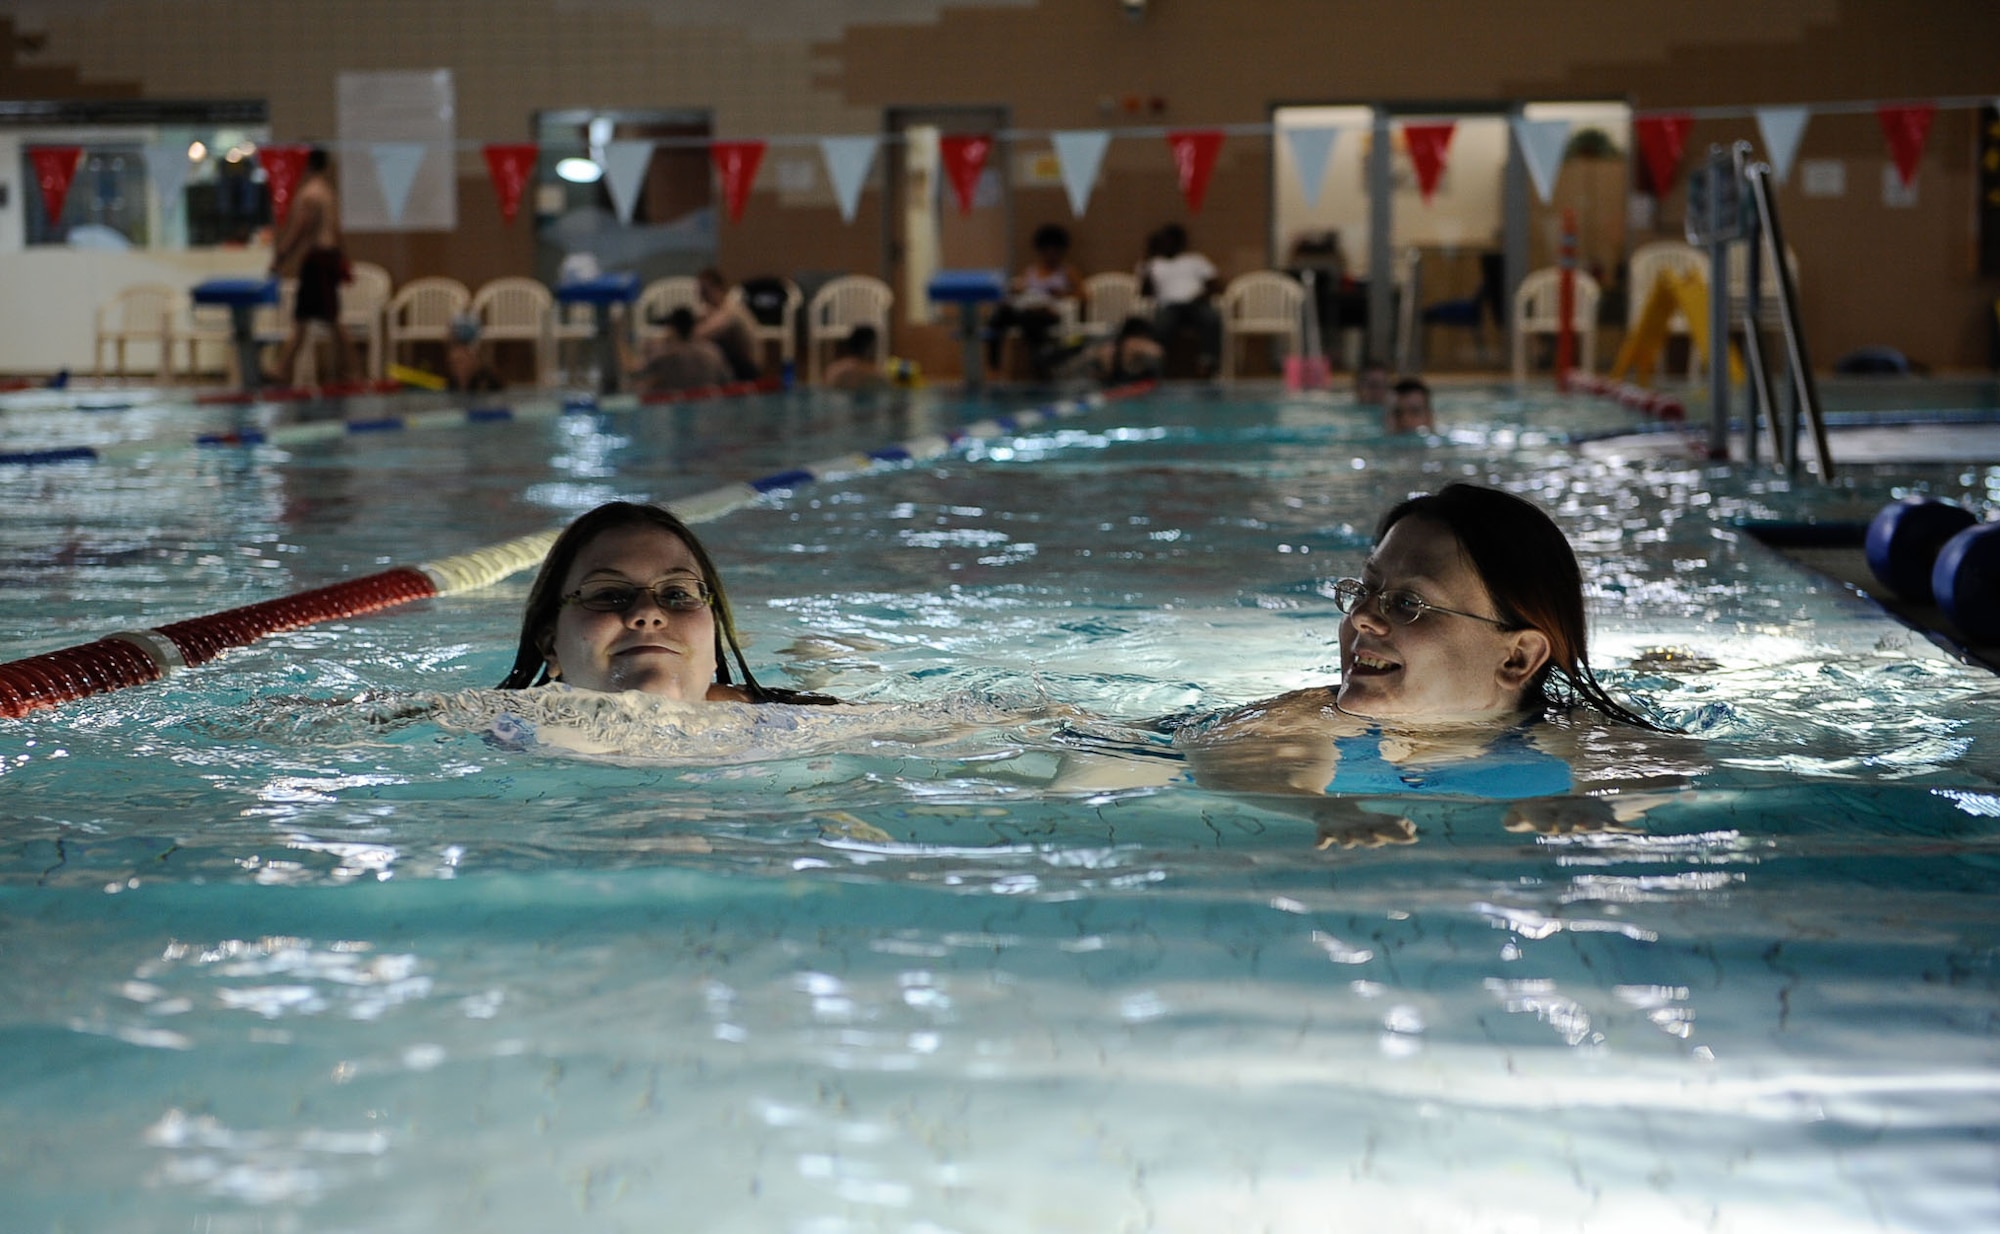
[1689,142,1832,480]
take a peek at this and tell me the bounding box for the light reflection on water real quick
[3,386,2000,1230]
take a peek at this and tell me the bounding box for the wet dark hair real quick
[1031,223,1070,252]
[840,324,878,359]
[664,307,697,339]
[1391,377,1429,401]
[1376,484,1658,728]
[498,501,833,704]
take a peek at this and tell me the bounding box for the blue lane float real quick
[1932,521,2000,644]
[1864,497,1977,604]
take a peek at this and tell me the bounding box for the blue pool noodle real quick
[1932,522,2000,644]
[1865,497,1975,604]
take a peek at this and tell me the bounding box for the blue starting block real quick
[191,277,279,391]
[555,273,641,395]
[927,269,1006,393]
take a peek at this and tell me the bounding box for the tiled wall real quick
[6,0,1999,367]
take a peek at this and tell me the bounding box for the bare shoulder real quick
[1180,687,1349,744]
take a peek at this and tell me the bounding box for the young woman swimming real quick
[498,500,831,704]
[1165,484,1675,844]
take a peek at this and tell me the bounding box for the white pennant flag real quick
[1050,130,1110,217]
[818,135,877,224]
[602,139,655,224]
[369,141,427,226]
[1283,126,1338,209]
[1755,106,1810,184]
[1510,116,1570,204]
[144,142,191,214]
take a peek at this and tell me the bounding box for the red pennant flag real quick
[709,140,767,225]
[1166,129,1225,214]
[27,146,82,222]
[1402,122,1456,203]
[1634,114,1693,198]
[940,133,993,215]
[258,144,312,226]
[482,143,538,225]
[1877,102,1936,188]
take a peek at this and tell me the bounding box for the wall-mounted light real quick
[1121,0,1146,21]
[555,157,603,184]
[186,141,207,162]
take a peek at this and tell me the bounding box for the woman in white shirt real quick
[1139,223,1222,378]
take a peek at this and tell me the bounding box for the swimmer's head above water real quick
[499,501,828,704]
[1332,483,1655,728]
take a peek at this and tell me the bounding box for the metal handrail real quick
[1691,143,1832,481]
[1741,155,1833,481]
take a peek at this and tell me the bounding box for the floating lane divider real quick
[0,381,1154,716]
[0,382,728,470]
[0,380,783,467]
[1564,369,1688,422]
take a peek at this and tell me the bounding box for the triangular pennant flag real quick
[1166,129,1225,213]
[1877,102,1936,188]
[27,147,82,223]
[1051,130,1110,217]
[483,143,538,224]
[709,140,766,225]
[144,142,191,215]
[257,144,311,226]
[1284,126,1338,209]
[369,141,426,226]
[1754,107,1809,184]
[940,133,993,215]
[602,139,655,224]
[1634,114,1693,198]
[819,135,878,223]
[1402,122,1456,204]
[1510,116,1570,204]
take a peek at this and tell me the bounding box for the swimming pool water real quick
[4,383,1999,1232]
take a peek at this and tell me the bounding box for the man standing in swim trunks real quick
[269,147,351,385]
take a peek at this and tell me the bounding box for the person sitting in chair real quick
[987,223,1083,381]
[1139,223,1222,379]
[621,307,731,395]
[823,325,889,393]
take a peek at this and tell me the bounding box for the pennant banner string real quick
[124,97,1999,158]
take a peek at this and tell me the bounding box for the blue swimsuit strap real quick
[1330,723,1572,799]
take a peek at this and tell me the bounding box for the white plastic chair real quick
[251,279,297,357]
[635,276,702,347]
[471,276,555,386]
[1219,271,1305,379]
[735,279,802,370]
[551,302,599,384]
[1511,266,1602,383]
[385,276,471,371]
[178,296,234,380]
[1081,272,1150,339]
[1628,241,1710,379]
[94,283,178,381]
[805,275,894,384]
[342,261,393,380]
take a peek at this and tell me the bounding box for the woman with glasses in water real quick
[1166,483,1675,845]
[498,500,830,704]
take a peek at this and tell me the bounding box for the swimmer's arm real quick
[1501,794,1646,836]
[1519,722,1701,831]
